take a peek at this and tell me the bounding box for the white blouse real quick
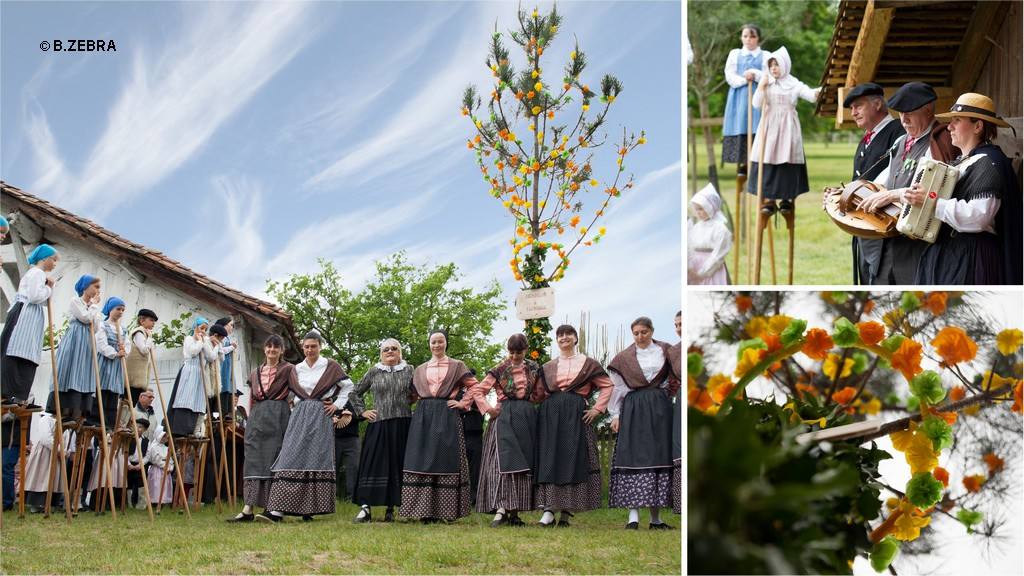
[608,344,667,418]
[295,356,354,410]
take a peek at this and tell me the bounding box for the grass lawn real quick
[688,140,860,285]
[0,500,680,574]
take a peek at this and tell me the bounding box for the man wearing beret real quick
[860,82,956,284]
[845,82,905,284]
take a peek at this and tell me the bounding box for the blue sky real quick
[1,1,681,348]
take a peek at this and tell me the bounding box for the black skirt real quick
[916,229,1003,285]
[722,135,749,165]
[494,399,537,474]
[243,399,290,480]
[168,408,200,438]
[747,162,809,201]
[613,387,673,469]
[404,398,462,474]
[353,416,410,507]
[536,392,590,485]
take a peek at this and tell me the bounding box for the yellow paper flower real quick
[890,428,939,474]
[745,316,769,340]
[891,503,931,541]
[997,329,1023,356]
[767,315,792,335]
[823,353,854,380]
[531,106,542,115]
[534,81,543,92]
[859,397,882,415]
[734,347,766,378]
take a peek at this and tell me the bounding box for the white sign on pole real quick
[515,288,555,320]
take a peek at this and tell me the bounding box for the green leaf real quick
[869,537,899,572]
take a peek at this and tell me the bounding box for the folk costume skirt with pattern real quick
[53,319,98,417]
[671,389,682,515]
[242,399,290,508]
[400,398,471,521]
[2,299,45,401]
[267,398,336,516]
[609,387,673,508]
[353,416,410,508]
[476,399,537,513]
[535,392,602,512]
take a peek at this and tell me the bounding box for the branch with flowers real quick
[688,291,1023,574]
[461,4,645,362]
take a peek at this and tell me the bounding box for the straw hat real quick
[935,93,1010,127]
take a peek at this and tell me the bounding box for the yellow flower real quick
[891,502,931,541]
[823,353,854,380]
[570,50,576,60]
[980,371,1016,391]
[579,227,587,235]
[997,329,1023,355]
[531,70,539,79]
[582,104,589,112]
[638,136,647,144]
[734,347,766,378]
[859,397,882,415]
[531,106,542,115]
[745,316,769,340]
[885,497,900,510]
[598,227,606,235]
[531,326,541,334]
[768,315,792,335]
[534,81,543,92]
[890,427,938,474]
[589,178,598,187]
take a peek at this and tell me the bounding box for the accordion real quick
[895,158,959,243]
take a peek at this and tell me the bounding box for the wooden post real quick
[229,348,238,508]
[88,320,118,518]
[44,299,73,522]
[212,373,231,507]
[744,79,754,282]
[754,85,769,285]
[148,351,191,519]
[116,320,155,520]
[198,356,223,513]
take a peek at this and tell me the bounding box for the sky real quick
[0,1,682,352]
[687,290,1024,576]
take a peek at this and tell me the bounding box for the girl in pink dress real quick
[688,183,732,285]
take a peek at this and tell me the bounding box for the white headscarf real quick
[691,183,729,226]
[762,45,799,90]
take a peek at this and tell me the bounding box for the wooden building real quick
[1,182,299,415]
[816,0,1022,163]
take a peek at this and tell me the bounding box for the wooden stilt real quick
[229,349,238,508]
[198,358,223,514]
[148,351,190,519]
[785,210,796,284]
[44,298,73,522]
[87,321,117,519]
[754,88,770,285]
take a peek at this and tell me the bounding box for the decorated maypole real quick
[463,4,645,362]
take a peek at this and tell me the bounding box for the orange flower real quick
[983,453,1005,474]
[857,321,886,346]
[802,328,834,361]
[569,215,580,227]
[831,386,857,405]
[931,326,978,366]
[891,339,924,382]
[962,474,985,493]
[762,333,782,353]
[923,292,948,315]
[928,406,957,425]
[1013,381,1023,414]
[711,381,737,404]
[688,387,713,411]
[950,386,966,402]
[530,350,540,359]
[932,466,949,487]
[735,295,753,313]
[863,299,875,315]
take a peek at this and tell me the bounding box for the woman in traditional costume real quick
[722,24,765,172]
[94,297,128,427]
[227,335,296,522]
[747,46,821,215]
[2,244,58,406]
[166,317,219,438]
[261,330,353,522]
[669,311,683,516]
[350,338,414,524]
[400,330,479,523]
[914,93,1022,285]
[53,274,103,422]
[607,316,678,530]
[535,324,612,527]
[467,333,545,527]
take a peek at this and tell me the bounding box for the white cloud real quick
[28,2,317,218]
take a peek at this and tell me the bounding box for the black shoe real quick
[302,515,313,522]
[760,201,777,216]
[354,507,371,524]
[779,200,795,215]
[255,512,282,523]
[557,519,571,527]
[649,522,674,530]
[508,515,525,527]
[226,512,254,523]
[625,521,639,530]
[489,513,508,528]
[383,508,395,523]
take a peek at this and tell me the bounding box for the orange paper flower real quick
[857,321,886,346]
[736,295,753,313]
[950,386,966,402]
[932,466,949,487]
[962,474,986,493]
[931,326,978,366]
[831,386,857,405]
[983,452,1005,474]
[923,292,948,315]
[891,339,924,382]
[1013,381,1023,414]
[802,328,834,361]
[688,387,713,411]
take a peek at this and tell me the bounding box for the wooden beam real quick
[951,1,1008,94]
[846,1,895,87]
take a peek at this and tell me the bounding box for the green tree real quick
[266,253,505,379]
[462,4,645,363]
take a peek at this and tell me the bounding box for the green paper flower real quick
[900,292,921,312]
[906,396,920,412]
[736,338,767,361]
[780,319,807,347]
[919,417,953,451]
[832,317,859,347]
[957,508,983,533]
[881,334,906,353]
[869,537,899,573]
[906,472,943,509]
[909,371,946,405]
[851,351,870,375]
[687,353,703,378]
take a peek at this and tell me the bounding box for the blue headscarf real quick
[0,215,9,228]
[102,296,125,319]
[74,274,98,296]
[27,244,57,265]
[193,316,209,331]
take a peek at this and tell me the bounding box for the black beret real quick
[887,82,936,112]
[209,324,229,338]
[843,82,884,107]
[214,317,232,326]
[137,308,158,321]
